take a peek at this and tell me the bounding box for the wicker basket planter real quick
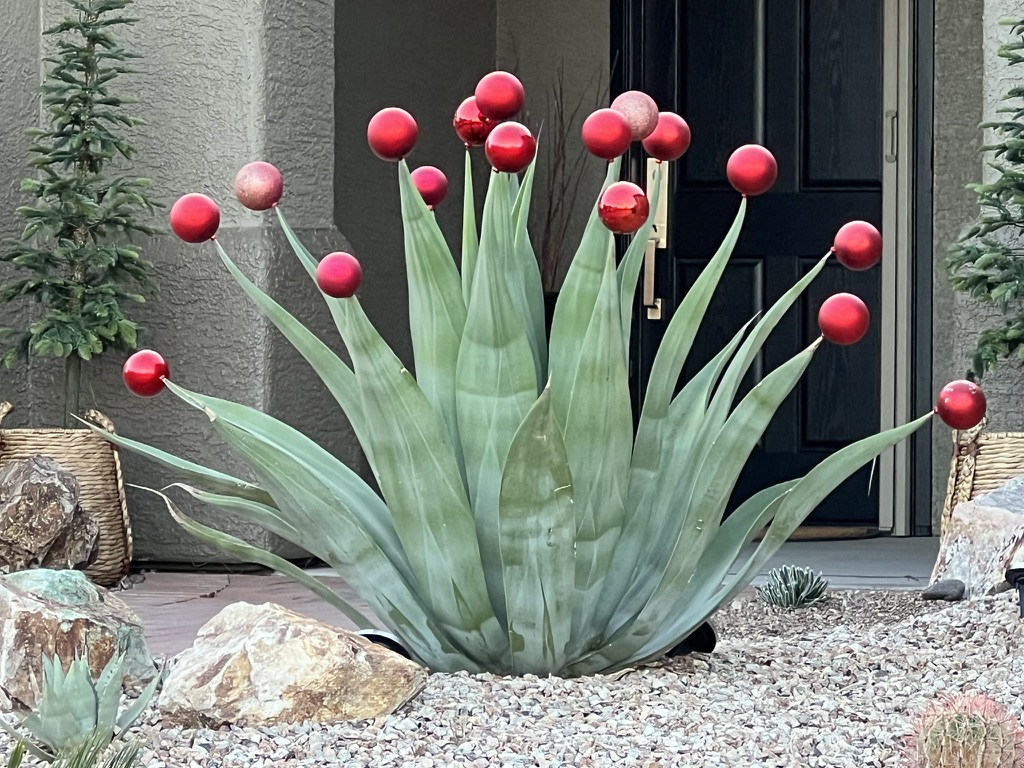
[0,402,133,586]
[941,421,1024,530]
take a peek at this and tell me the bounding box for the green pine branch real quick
[0,0,159,421]
[948,18,1024,380]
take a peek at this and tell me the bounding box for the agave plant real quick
[0,653,159,763]
[91,77,966,677]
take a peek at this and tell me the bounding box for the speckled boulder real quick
[159,602,427,726]
[0,568,156,710]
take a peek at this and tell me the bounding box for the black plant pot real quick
[356,629,413,659]
[665,620,717,657]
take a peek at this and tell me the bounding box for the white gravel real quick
[5,589,1024,767]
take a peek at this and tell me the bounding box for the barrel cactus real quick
[92,71,981,676]
[907,693,1024,768]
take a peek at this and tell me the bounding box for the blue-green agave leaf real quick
[510,156,548,382]
[498,382,575,675]
[461,151,479,307]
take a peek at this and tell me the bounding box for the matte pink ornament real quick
[484,122,536,173]
[123,349,170,397]
[169,193,220,243]
[610,90,659,141]
[833,221,883,271]
[726,144,778,196]
[234,161,283,211]
[642,112,692,161]
[581,108,632,160]
[598,181,650,234]
[935,380,987,430]
[475,71,525,121]
[453,96,495,147]
[411,166,449,208]
[367,107,418,161]
[818,293,870,345]
[316,252,362,298]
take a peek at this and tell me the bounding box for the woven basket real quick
[940,420,1024,531]
[0,403,132,586]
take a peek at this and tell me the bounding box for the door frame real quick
[611,0,934,534]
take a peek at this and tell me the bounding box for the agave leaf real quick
[456,169,539,630]
[616,161,664,344]
[563,244,632,656]
[21,657,95,754]
[93,655,124,741]
[211,240,368,452]
[157,380,475,670]
[149,485,374,629]
[548,157,621,427]
[341,299,510,668]
[397,160,467,465]
[461,151,479,307]
[510,156,548,382]
[582,342,819,671]
[161,482,303,541]
[498,382,575,675]
[0,719,53,763]
[76,420,271,505]
[113,672,160,738]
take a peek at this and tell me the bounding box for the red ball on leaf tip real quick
[818,293,870,345]
[484,122,536,173]
[581,109,632,161]
[935,380,987,430]
[411,166,449,208]
[123,349,170,398]
[234,161,283,211]
[642,112,691,162]
[317,252,362,298]
[453,96,495,147]
[610,90,660,141]
[726,144,777,196]
[367,107,418,162]
[475,71,525,121]
[833,221,883,271]
[598,181,650,234]
[169,193,220,243]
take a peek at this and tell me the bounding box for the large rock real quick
[0,456,99,573]
[932,475,1024,598]
[159,602,427,726]
[0,569,156,710]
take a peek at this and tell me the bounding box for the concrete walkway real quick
[119,537,940,658]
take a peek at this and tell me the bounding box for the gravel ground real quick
[5,589,1024,767]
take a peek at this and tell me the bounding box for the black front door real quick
[617,0,885,525]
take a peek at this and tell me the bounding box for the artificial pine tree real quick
[0,0,158,426]
[948,18,1024,381]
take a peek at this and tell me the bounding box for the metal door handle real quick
[643,238,662,320]
[884,109,897,163]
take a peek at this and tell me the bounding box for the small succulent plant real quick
[756,565,829,609]
[0,652,159,763]
[907,693,1024,768]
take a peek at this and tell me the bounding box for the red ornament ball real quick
[581,108,632,160]
[818,293,870,345]
[411,166,449,208]
[234,161,283,211]
[169,193,220,243]
[123,349,170,398]
[642,112,692,162]
[935,380,987,430]
[367,107,418,161]
[726,144,778,196]
[610,90,660,141]
[833,221,883,271]
[316,252,362,298]
[484,122,537,173]
[475,71,525,121]
[598,181,650,234]
[453,96,496,147]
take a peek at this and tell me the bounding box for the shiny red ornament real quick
[726,144,778,196]
[169,193,220,243]
[123,349,170,398]
[833,220,883,271]
[484,122,536,173]
[817,293,870,345]
[610,90,659,141]
[581,108,632,160]
[935,380,987,430]
[598,181,650,234]
[474,71,525,120]
[234,161,283,211]
[411,166,449,208]
[367,107,418,161]
[642,112,692,162]
[453,96,495,147]
[316,252,362,298]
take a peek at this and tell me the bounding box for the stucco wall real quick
[933,0,1024,528]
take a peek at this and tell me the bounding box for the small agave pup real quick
[96,72,984,677]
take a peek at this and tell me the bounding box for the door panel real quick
[628,0,885,525]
